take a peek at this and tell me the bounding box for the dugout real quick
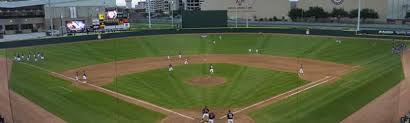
[182,10,228,28]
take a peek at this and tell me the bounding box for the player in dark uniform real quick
[208,112,216,123]
[227,110,234,123]
[202,106,210,120]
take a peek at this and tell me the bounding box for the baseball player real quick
[248,49,252,53]
[227,110,234,123]
[21,53,25,61]
[213,40,216,45]
[82,71,87,81]
[209,64,214,74]
[13,54,17,61]
[255,49,259,54]
[219,35,222,40]
[184,58,189,64]
[178,51,182,59]
[16,54,21,62]
[40,52,44,60]
[298,64,304,76]
[208,112,215,123]
[167,55,171,60]
[168,64,174,72]
[75,72,79,81]
[202,106,210,120]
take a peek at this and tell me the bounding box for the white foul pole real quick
[48,0,54,36]
[148,0,152,29]
[171,0,174,28]
[246,2,249,28]
[235,1,238,28]
[356,0,361,33]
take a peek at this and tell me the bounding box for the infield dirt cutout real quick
[60,54,354,123]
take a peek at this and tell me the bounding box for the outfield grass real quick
[5,34,403,123]
[104,63,307,109]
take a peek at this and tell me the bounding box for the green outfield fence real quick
[182,10,228,28]
[0,28,406,49]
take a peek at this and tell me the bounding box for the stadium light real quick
[356,0,361,33]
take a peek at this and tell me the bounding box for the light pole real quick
[356,0,361,34]
[148,0,152,28]
[246,2,249,28]
[171,0,174,28]
[48,0,54,36]
[235,1,238,28]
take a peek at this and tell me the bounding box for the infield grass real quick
[104,63,307,109]
[5,34,404,123]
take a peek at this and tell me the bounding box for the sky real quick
[116,0,142,7]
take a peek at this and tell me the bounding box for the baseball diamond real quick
[0,33,408,123]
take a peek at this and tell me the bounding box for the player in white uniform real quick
[298,64,304,76]
[168,64,174,72]
[255,49,259,54]
[202,106,210,121]
[248,49,252,53]
[82,71,87,83]
[209,64,214,74]
[178,51,182,59]
[75,72,79,81]
[167,55,170,60]
[184,59,189,64]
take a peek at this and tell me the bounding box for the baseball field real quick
[2,33,406,123]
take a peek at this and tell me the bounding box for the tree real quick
[349,9,358,18]
[349,8,379,21]
[304,6,329,21]
[406,12,410,18]
[288,8,304,21]
[361,8,379,20]
[330,8,348,22]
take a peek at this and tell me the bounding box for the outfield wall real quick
[0,28,406,49]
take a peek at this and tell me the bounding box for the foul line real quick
[219,76,336,119]
[19,62,195,120]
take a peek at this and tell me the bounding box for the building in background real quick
[145,0,171,15]
[0,0,121,34]
[126,0,133,9]
[135,1,146,10]
[0,1,46,34]
[388,0,410,21]
[297,0,410,23]
[201,0,290,20]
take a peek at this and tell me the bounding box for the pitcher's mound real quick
[186,76,226,87]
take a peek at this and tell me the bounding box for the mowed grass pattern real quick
[5,34,404,123]
[9,63,165,123]
[104,63,307,109]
